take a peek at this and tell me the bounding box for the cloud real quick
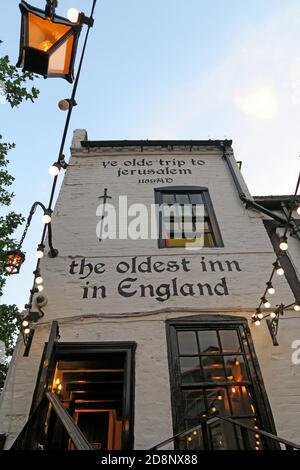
[141,1,300,195]
[234,84,279,120]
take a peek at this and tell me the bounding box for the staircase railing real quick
[150,415,300,451]
[11,392,93,450]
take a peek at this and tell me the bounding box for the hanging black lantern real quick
[17,1,82,83]
[4,250,25,275]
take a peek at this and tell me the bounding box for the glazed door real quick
[167,315,277,450]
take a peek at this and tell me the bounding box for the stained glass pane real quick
[204,232,215,246]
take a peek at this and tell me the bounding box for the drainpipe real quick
[221,144,294,228]
[281,202,300,242]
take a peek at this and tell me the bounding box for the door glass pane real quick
[172,322,272,450]
[223,356,248,381]
[182,389,205,417]
[234,418,262,450]
[184,424,204,450]
[205,387,230,416]
[209,419,239,450]
[197,331,220,354]
[180,357,201,383]
[219,330,241,353]
[177,331,198,355]
[229,386,255,416]
[201,355,225,381]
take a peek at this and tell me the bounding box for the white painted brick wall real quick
[1,132,300,449]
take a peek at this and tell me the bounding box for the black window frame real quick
[154,186,223,249]
[166,315,277,449]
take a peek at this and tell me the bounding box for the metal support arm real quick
[18,201,58,257]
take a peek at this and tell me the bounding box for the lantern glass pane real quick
[48,35,74,75]
[28,12,71,52]
[8,253,21,265]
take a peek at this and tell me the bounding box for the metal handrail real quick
[150,414,300,450]
[11,392,93,450]
[46,392,93,450]
[215,415,300,450]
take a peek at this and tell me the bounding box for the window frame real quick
[166,315,278,449]
[154,186,223,249]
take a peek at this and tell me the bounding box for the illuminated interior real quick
[27,12,71,52]
[176,328,263,449]
[49,354,125,450]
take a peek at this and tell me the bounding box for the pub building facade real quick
[0,130,300,450]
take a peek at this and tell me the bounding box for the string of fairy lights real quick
[251,172,300,328]
[3,0,97,343]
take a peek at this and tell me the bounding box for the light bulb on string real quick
[58,99,71,111]
[294,304,300,312]
[270,312,276,319]
[37,285,44,292]
[274,261,284,276]
[267,282,275,295]
[42,209,52,224]
[49,162,61,176]
[296,205,300,215]
[255,320,261,326]
[22,320,29,328]
[49,159,68,175]
[257,313,264,320]
[34,269,43,285]
[35,275,43,285]
[58,98,76,111]
[279,236,288,251]
[24,328,31,335]
[261,297,270,308]
[67,8,80,23]
[36,244,45,259]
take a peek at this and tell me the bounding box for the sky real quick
[1,0,300,309]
